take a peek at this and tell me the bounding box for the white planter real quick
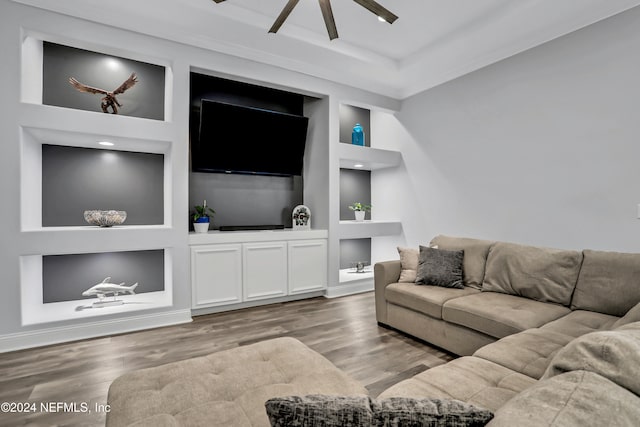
[193,222,210,233]
[354,211,366,222]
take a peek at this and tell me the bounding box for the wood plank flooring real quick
[0,292,454,427]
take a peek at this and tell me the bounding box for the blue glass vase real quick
[352,123,365,146]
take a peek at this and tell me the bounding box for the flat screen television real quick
[193,99,309,176]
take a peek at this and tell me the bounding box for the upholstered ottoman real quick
[106,337,367,427]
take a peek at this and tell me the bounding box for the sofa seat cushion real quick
[540,310,618,337]
[487,370,640,427]
[106,337,367,427]
[443,292,571,339]
[482,242,582,306]
[613,301,640,329]
[430,235,495,289]
[473,328,573,379]
[378,356,536,413]
[572,249,640,316]
[385,283,480,319]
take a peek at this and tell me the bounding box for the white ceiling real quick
[13,0,640,99]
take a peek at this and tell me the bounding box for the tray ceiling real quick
[12,0,640,99]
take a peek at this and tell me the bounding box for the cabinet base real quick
[191,290,325,317]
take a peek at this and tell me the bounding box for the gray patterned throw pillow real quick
[415,246,465,289]
[373,397,494,426]
[265,395,374,427]
[265,395,493,427]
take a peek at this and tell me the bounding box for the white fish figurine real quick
[82,277,139,300]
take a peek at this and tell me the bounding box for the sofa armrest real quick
[374,260,402,324]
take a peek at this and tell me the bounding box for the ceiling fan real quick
[212,0,398,40]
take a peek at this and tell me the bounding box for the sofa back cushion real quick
[482,242,582,306]
[571,249,640,316]
[542,321,640,396]
[429,235,494,289]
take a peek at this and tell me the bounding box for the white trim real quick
[325,282,374,299]
[0,309,192,353]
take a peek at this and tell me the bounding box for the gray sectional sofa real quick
[375,235,638,356]
[375,235,640,424]
[107,235,640,426]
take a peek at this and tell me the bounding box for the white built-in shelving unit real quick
[17,34,179,327]
[331,104,403,296]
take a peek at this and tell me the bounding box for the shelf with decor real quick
[338,267,374,284]
[21,37,171,121]
[338,143,402,171]
[20,125,171,232]
[338,220,402,239]
[20,248,173,325]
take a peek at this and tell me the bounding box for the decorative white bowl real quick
[84,210,127,227]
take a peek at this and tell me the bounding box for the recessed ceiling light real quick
[98,141,114,146]
[354,163,364,168]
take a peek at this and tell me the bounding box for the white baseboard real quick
[325,282,374,298]
[0,309,192,353]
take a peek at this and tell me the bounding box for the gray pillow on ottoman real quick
[374,397,493,427]
[265,395,374,427]
[415,246,465,289]
[265,395,493,427]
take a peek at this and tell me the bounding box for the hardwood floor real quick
[0,292,454,426]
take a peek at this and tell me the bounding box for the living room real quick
[2,0,640,426]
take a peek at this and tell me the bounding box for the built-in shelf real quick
[18,227,174,255]
[339,268,373,284]
[19,104,173,150]
[338,220,402,239]
[338,143,401,170]
[189,229,328,245]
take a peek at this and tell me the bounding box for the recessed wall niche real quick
[42,42,165,120]
[340,168,371,221]
[189,72,308,228]
[340,239,372,270]
[43,250,165,303]
[42,144,164,227]
[339,104,371,146]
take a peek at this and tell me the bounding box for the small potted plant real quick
[348,202,371,222]
[192,200,215,233]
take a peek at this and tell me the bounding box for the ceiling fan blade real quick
[352,0,398,24]
[269,0,300,34]
[318,0,339,40]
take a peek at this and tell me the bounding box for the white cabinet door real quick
[191,244,242,308]
[243,242,288,301]
[288,239,328,294]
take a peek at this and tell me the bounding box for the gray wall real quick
[43,250,164,303]
[372,5,640,253]
[43,42,165,120]
[42,145,164,226]
[339,104,370,146]
[339,239,371,270]
[189,73,307,228]
[190,172,302,228]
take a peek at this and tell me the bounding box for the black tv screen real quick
[193,100,309,176]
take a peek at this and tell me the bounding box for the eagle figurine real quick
[68,72,138,114]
